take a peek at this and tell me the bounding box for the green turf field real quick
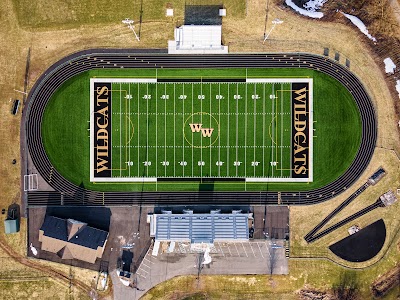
[42,68,361,191]
[101,80,296,181]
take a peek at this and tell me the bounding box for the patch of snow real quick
[341,13,377,42]
[119,278,130,286]
[202,246,212,265]
[30,243,38,256]
[396,80,400,99]
[285,0,324,19]
[384,58,396,74]
[101,277,107,289]
[303,0,327,12]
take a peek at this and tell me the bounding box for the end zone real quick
[245,78,313,183]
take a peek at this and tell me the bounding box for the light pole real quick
[122,18,140,41]
[263,18,283,44]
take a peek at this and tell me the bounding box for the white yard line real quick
[119,83,122,177]
[281,85,284,178]
[218,83,221,177]
[182,84,185,177]
[263,83,266,177]
[200,82,203,178]
[191,83,194,177]
[271,84,275,178]
[137,83,140,177]
[128,83,131,178]
[235,83,239,177]
[245,83,247,178]
[254,84,256,177]
[173,83,176,177]
[164,83,167,177]
[209,83,212,176]
[155,83,158,178]
[146,83,149,177]
[227,83,230,176]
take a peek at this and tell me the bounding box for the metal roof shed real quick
[4,219,19,234]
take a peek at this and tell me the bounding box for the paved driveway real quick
[111,239,288,300]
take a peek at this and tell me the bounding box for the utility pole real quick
[263,19,283,44]
[14,89,27,95]
[196,252,204,287]
[263,0,270,38]
[122,18,140,41]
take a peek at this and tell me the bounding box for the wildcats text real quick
[291,82,309,178]
[93,82,112,177]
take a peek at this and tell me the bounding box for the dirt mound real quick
[371,265,400,298]
[298,288,335,300]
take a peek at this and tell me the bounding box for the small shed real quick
[4,219,20,234]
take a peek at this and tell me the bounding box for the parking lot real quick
[117,239,289,300]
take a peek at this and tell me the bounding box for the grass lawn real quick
[42,68,361,192]
[141,244,400,299]
[11,0,245,29]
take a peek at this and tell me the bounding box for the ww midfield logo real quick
[189,124,214,137]
[184,112,219,148]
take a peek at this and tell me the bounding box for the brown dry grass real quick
[290,148,400,267]
[0,247,89,300]
[0,0,400,298]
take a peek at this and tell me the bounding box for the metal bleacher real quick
[154,213,249,243]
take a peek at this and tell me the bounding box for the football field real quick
[90,78,313,182]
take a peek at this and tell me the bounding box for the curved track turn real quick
[24,50,377,206]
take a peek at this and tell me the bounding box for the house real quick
[39,216,108,264]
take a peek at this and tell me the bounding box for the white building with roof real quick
[168,25,228,54]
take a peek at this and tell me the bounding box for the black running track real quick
[306,199,384,243]
[24,50,377,206]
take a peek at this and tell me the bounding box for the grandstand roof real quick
[151,213,249,243]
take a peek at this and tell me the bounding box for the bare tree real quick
[266,239,278,275]
[332,270,360,300]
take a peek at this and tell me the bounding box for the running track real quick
[24,50,377,206]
